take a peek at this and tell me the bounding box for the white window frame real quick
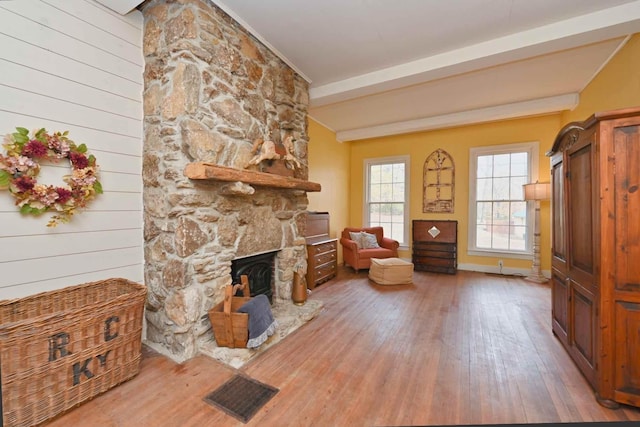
[363,155,410,248]
[468,141,539,259]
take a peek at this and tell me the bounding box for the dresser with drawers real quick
[305,212,337,289]
[412,219,458,274]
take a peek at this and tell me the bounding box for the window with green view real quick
[365,156,409,247]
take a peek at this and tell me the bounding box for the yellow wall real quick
[307,118,350,262]
[306,32,640,275]
[347,115,561,272]
[563,34,640,124]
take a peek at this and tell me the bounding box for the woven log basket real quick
[0,278,147,427]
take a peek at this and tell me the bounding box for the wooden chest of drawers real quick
[412,220,457,274]
[306,238,338,289]
[305,212,337,289]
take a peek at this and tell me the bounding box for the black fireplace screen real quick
[231,251,277,303]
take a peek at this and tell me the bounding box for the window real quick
[364,156,409,247]
[468,142,539,257]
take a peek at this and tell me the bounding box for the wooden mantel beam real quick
[184,162,322,192]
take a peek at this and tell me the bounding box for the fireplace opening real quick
[231,251,277,303]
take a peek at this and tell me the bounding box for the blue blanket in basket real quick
[237,294,278,349]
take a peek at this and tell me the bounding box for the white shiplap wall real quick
[0,0,144,299]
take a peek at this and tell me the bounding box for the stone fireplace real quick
[140,0,320,364]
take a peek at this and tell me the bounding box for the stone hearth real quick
[200,299,323,368]
[140,0,317,364]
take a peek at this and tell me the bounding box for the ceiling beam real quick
[310,1,640,107]
[334,94,579,142]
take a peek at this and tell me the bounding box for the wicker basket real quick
[208,275,251,348]
[0,278,147,427]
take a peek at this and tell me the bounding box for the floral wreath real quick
[0,127,103,227]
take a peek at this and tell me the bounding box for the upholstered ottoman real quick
[368,257,414,285]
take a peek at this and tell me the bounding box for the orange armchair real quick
[340,226,399,273]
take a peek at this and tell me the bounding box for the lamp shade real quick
[523,182,551,201]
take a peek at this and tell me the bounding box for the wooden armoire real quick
[547,107,640,409]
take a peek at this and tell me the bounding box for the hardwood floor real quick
[46,267,640,426]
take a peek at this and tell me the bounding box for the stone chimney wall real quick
[141,0,310,362]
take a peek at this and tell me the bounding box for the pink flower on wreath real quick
[71,168,97,186]
[21,140,48,158]
[46,135,70,157]
[1,155,38,174]
[33,184,59,206]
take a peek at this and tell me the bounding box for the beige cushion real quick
[360,232,380,249]
[349,231,380,249]
[368,257,413,285]
[349,231,363,248]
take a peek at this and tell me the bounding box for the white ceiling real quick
[211,0,640,141]
[112,0,640,141]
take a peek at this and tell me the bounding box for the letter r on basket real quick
[48,332,71,361]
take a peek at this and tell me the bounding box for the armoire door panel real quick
[568,144,594,277]
[551,268,569,344]
[614,301,640,406]
[571,282,596,387]
[614,124,640,292]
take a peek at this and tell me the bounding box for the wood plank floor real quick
[46,267,640,426]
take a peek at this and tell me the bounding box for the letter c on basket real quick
[104,316,120,341]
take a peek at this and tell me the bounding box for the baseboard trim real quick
[457,263,550,279]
